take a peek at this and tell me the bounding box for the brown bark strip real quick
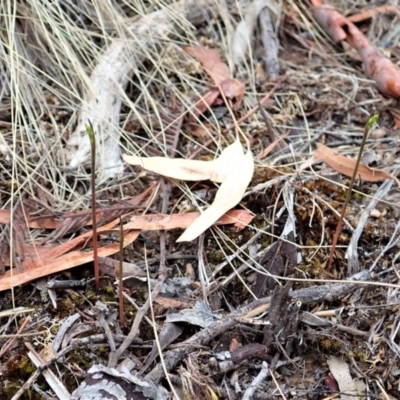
[311,1,400,97]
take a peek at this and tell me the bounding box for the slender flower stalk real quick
[327,114,379,271]
[85,121,100,291]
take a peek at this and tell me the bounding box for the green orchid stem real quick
[327,114,379,272]
[85,121,100,292]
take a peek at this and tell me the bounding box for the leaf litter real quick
[315,143,400,186]
[124,138,254,242]
[2,0,400,399]
[183,45,245,107]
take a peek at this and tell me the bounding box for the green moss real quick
[67,349,93,371]
[352,191,361,200]
[18,357,36,375]
[207,250,225,264]
[356,351,367,362]
[4,354,36,379]
[68,291,84,306]
[1,381,21,398]
[86,289,97,300]
[103,283,115,294]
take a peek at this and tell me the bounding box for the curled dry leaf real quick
[311,3,348,43]
[123,139,254,241]
[123,139,243,183]
[315,144,400,186]
[177,149,254,242]
[311,1,400,97]
[183,45,245,106]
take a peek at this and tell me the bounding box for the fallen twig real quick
[146,268,372,384]
[66,0,251,181]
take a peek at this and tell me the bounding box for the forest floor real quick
[1,0,400,399]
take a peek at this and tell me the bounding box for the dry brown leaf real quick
[184,45,230,86]
[36,218,123,265]
[177,149,254,242]
[0,210,58,229]
[311,2,348,43]
[155,296,189,309]
[4,213,136,269]
[232,210,254,230]
[123,209,253,231]
[315,144,400,186]
[192,88,220,117]
[0,188,154,291]
[2,189,152,268]
[183,45,245,105]
[123,139,243,183]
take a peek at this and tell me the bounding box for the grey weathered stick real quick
[145,269,371,384]
[259,6,280,79]
[242,361,270,400]
[347,176,395,273]
[67,0,250,180]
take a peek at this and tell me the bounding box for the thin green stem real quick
[85,121,100,291]
[327,114,379,272]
